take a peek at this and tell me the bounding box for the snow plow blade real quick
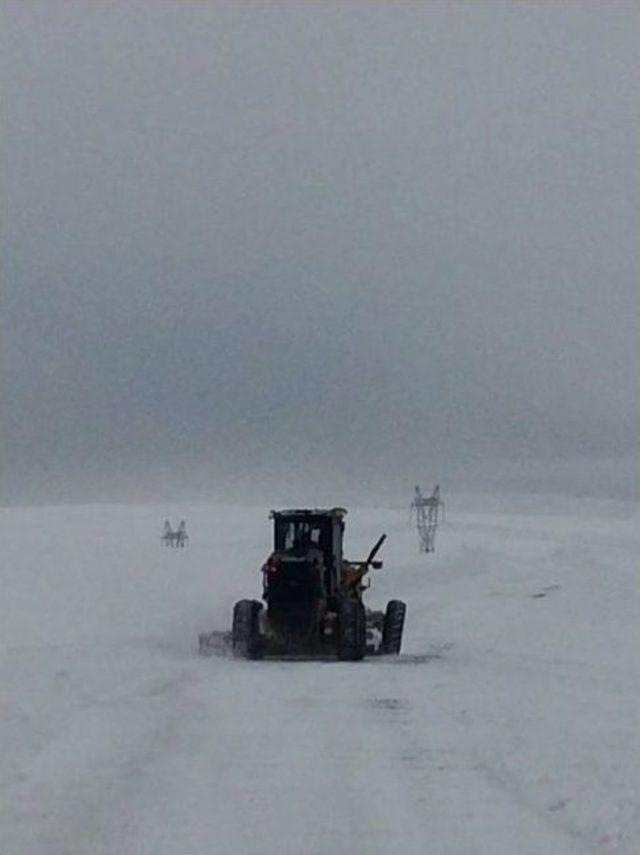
[198,631,231,656]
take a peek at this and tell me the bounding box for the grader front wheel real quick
[381,600,406,654]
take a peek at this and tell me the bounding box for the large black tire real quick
[232,599,263,659]
[337,599,366,661]
[381,600,406,654]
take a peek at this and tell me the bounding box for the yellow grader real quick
[200,508,406,660]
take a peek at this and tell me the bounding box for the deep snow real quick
[2,497,639,854]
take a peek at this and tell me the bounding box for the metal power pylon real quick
[410,485,444,553]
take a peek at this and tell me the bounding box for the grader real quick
[200,508,406,660]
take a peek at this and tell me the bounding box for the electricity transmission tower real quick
[410,485,444,553]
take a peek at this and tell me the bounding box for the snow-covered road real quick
[2,498,639,854]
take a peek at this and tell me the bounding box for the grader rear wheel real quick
[232,599,263,659]
[337,599,366,661]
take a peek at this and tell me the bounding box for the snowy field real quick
[2,496,639,855]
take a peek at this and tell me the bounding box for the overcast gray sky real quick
[2,0,638,504]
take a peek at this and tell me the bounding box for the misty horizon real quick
[2,1,638,506]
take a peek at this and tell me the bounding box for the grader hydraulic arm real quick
[341,533,387,594]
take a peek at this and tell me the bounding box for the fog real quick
[2,1,638,505]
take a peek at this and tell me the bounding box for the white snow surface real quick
[2,497,639,854]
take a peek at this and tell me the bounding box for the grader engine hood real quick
[265,553,323,604]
